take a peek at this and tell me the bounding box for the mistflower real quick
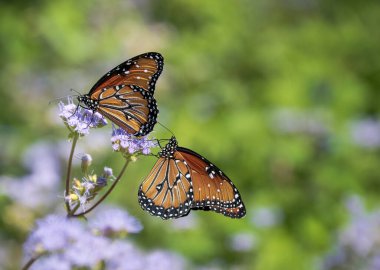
[63,233,109,268]
[350,118,380,149]
[145,250,187,270]
[250,206,283,228]
[66,162,113,209]
[230,233,257,252]
[23,215,85,258]
[323,196,380,270]
[90,206,143,236]
[105,240,144,270]
[58,98,107,136]
[66,178,98,209]
[29,254,71,270]
[0,142,61,209]
[111,125,157,155]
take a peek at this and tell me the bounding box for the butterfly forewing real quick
[89,52,163,95]
[138,151,193,219]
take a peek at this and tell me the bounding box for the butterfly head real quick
[158,136,178,159]
[77,94,99,111]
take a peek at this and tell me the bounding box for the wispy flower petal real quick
[111,126,157,155]
[105,240,144,270]
[90,206,143,235]
[58,98,107,136]
[23,215,85,258]
[63,233,109,268]
[29,254,71,270]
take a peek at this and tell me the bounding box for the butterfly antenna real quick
[70,88,82,96]
[157,121,175,137]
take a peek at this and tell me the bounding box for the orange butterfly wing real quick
[79,52,163,136]
[178,147,246,218]
[94,84,158,135]
[138,150,194,219]
[89,52,163,95]
[138,137,246,219]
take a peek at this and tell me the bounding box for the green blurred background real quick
[1,0,380,269]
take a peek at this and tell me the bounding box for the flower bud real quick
[73,178,82,188]
[103,167,113,178]
[81,154,92,173]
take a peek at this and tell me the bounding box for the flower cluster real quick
[350,118,380,149]
[90,206,143,237]
[0,142,61,210]
[19,94,190,270]
[111,125,157,155]
[24,212,187,270]
[58,98,107,136]
[65,154,114,210]
[323,195,380,270]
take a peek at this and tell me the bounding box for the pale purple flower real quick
[145,250,187,270]
[59,98,107,136]
[90,206,143,234]
[29,254,71,270]
[63,233,109,268]
[103,167,113,178]
[350,118,380,148]
[171,213,199,230]
[0,142,61,209]
[230,233,257,252]
[340,215,377,256]
[105,240,144,270]
[272,108,329,136]
[345,195,365,218]
[250,206,283,228]
[23,215,85,258]
[370,254,380,270]
[111,126,157,155]
[323,196,380,269]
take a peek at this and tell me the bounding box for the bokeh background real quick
[1,0,380,269]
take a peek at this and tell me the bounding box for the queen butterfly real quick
[138,137,246,219]
[77,52,163,136]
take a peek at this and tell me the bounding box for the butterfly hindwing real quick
[138,139,194,219]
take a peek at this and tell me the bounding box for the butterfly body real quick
[77,52,163,136]
[138,137,246,219]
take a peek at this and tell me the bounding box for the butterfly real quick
[138,136,246,219]
[77,52,163,136]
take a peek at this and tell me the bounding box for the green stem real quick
[65,133,79,213]
[71,157,131,217]
[21,254,43,270]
